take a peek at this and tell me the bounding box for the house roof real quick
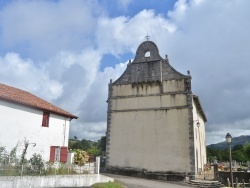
[0,83,78,119]
[193,95,207,122]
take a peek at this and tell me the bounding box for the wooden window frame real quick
[42,112,50,127]
[49,146,68,163]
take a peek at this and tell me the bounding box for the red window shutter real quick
[42,112,50,127]
[60,147,68,163]
[49,146,56,162]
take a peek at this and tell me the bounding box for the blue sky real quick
[1,0,250,145]
[99,0,177,17]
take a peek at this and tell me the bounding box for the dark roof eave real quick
[193,95,207,122]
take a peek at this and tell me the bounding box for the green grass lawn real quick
[91,181,123,188]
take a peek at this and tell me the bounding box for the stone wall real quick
[219,171,250,185]
[106,166,191,181]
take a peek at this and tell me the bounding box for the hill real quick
[207,135,250,150]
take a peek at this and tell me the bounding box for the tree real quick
[0,146,7,164]
[207,148,224,162]
[72,142,84,150]
[87,147,100,156]
[68,136,107,157]
[243,143,250,161]
[233,144,244,151]
[232,150,247,162]
[80,139,91,151]
[98,136,106,154]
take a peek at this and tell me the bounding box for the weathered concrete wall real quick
[109,109,190,172]
[112,94,187,110]
[112,80,186,97]
[0,174,114,188]
[108,79,192,173]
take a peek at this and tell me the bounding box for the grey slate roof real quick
[113,41,189,85]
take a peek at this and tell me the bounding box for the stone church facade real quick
[106,41,207,180]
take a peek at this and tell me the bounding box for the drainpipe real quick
[63,118,67,146]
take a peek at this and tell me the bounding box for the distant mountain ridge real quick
[207,135,250,150]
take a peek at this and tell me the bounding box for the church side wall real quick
[193,102,207,173]
[108,79,192,173]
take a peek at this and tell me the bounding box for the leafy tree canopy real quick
[69,136,106,157]
[207,143,250,163]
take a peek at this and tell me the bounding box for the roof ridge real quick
[0,83,77,119]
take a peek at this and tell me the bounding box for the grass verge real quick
[91,181,123,188]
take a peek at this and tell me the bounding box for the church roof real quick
[0,83,78,119]
[113,41,189,85]
[193,95,207,122]
[112,40,207,122]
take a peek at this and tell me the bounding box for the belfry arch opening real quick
[145,51,150,57]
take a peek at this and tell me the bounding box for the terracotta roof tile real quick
[0,83,77,119]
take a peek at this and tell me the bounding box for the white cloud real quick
[206,118,250,144]
[168,0,188,22]
[0,53,63,101]
[0,0,103,59]
[96,10,176,56]
[70,61,128,140]
[164,0,250,144]
[117,0,133,10]
[70,121,107,138]
[49,49,102,115]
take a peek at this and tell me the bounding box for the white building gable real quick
[0,83,77,162]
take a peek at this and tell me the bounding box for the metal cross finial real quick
[145,30,150,41]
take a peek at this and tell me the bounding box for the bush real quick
[73,149,89,165]
[26,154,45,175]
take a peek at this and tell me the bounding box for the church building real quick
[106,40,207,180]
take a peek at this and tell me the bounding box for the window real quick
[49,146,68,163]
[42,112,50,127]
[55,147,60,162]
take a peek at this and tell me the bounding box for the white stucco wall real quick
[192,102,207,173]
[0,100,71,161]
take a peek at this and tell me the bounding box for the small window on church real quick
[42,112,50,127]
[145,51,150,57]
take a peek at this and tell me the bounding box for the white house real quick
[0,83,77,163]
